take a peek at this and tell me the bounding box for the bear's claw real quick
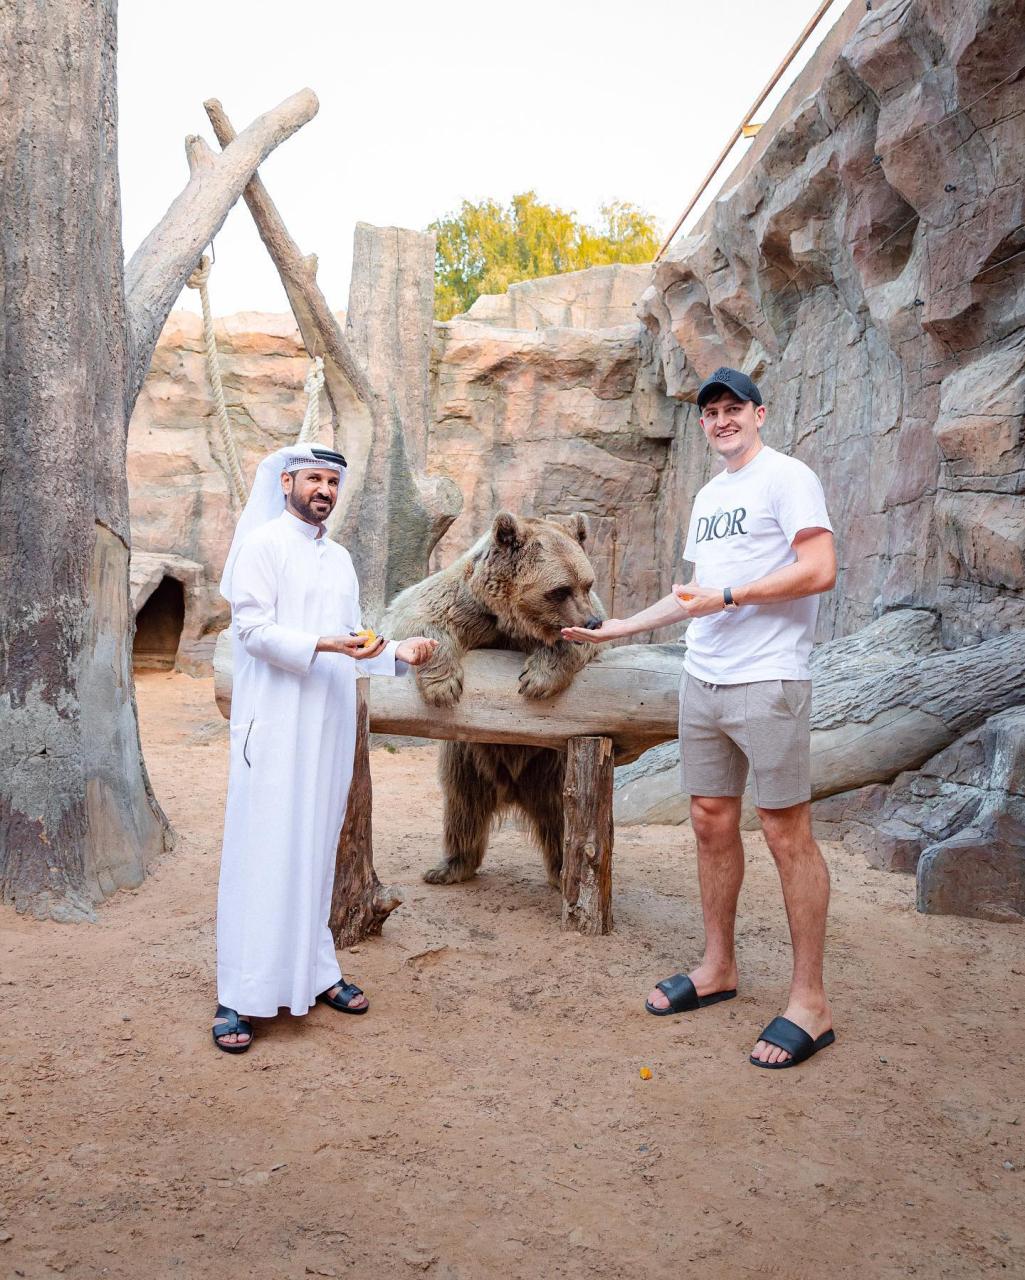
[422,862,477,885]
[418,670,464,707]
[518,666,569,701]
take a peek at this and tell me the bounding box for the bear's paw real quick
[517,663,569,701]
[423,860,477,884]
[417,666,465,708]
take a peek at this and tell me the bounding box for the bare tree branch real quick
[202,97,373,426]
[202,98,462,623]
[124,88,319,405]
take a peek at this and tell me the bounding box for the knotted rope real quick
[188,253,328,502]
[187,255,249,507]
[295,356,325,445]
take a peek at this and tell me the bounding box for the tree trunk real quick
[0,0,165,920]
[0,0,316,920]
[329,683,403,945]
[561,736,615,935]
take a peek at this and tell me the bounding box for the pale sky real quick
[118,0,850,318]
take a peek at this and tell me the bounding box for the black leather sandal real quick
[644,972,737,1016]
[212,1004,253,1053]
[317,982,369,1014]
[749,1016,835,1069]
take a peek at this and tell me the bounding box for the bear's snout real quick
[585,615,602,630]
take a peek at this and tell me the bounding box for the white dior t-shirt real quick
[682,445,833,684]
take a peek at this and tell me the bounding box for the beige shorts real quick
[678,673,812,809]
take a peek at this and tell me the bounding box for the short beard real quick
[288,490,334,524]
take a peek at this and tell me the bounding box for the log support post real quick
[561,735,615,935]
[329,681,402,946]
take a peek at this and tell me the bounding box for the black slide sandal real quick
[644,972,737,1016]
[317,982,369,1014]
[750,1015,835,1069]
[212,1004,253,1053]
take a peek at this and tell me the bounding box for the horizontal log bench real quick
[214,635,685,935]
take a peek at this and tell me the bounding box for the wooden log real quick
[328,682,403,946]
[615,610,1025,825]
[0,0,316,920]
[213,635,684,762]
[561,736,615,935]
[368,645,686,765]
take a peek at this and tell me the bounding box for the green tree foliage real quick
[429,191,661,320]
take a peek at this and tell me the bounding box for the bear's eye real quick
[546,586,573,603]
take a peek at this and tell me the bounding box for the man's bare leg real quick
[647,795,745,1009]
[750,801,832,1064]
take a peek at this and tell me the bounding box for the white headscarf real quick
[218,444,346,600]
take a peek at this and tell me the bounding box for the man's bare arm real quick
[561,593,687,645]
[673,528,836,619]
[562,529,836,642]
[733,529,835,604]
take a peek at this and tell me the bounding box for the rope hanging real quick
[188,252,327,503]
[295,356,325,445]
[187,254,249,507]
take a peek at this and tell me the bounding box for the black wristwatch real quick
[723,587,739,612]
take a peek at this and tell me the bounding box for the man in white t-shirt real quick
[563,368,837,1070]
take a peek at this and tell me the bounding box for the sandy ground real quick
[2,671,1024,1280]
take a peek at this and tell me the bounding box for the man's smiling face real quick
[699,391,766,467]
[282,467,340,524]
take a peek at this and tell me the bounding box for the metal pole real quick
[654,0,839,261]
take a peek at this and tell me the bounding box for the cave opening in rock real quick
[133,576,184,672]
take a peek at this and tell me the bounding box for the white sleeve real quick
[351,586,409,677]
[773,462,833,544]
[231,539,318,675]
[357,638,409,677]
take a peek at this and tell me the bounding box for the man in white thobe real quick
[212,444,436,1052]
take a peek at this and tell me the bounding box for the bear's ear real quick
[492,511,525,549]
[567,512,589,546]
[544,513,588,546]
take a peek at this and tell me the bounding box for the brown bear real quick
[382,511,604,886]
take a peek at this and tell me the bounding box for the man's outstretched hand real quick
[395,637,439,667]
[561,618,632,645]
[316,634,438,664]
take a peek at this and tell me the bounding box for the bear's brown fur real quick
[382,512,604,885]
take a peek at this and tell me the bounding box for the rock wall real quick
[427,265,681,622]
[630,0,1025,919]
[640,0,1025,646]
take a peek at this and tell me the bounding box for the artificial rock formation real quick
[639,0,1025,645]
[627,0,1025,918]
[428,264,680,626]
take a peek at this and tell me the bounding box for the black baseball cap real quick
[697,367,763,409]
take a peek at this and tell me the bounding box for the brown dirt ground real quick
[2,672,1024,1280]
